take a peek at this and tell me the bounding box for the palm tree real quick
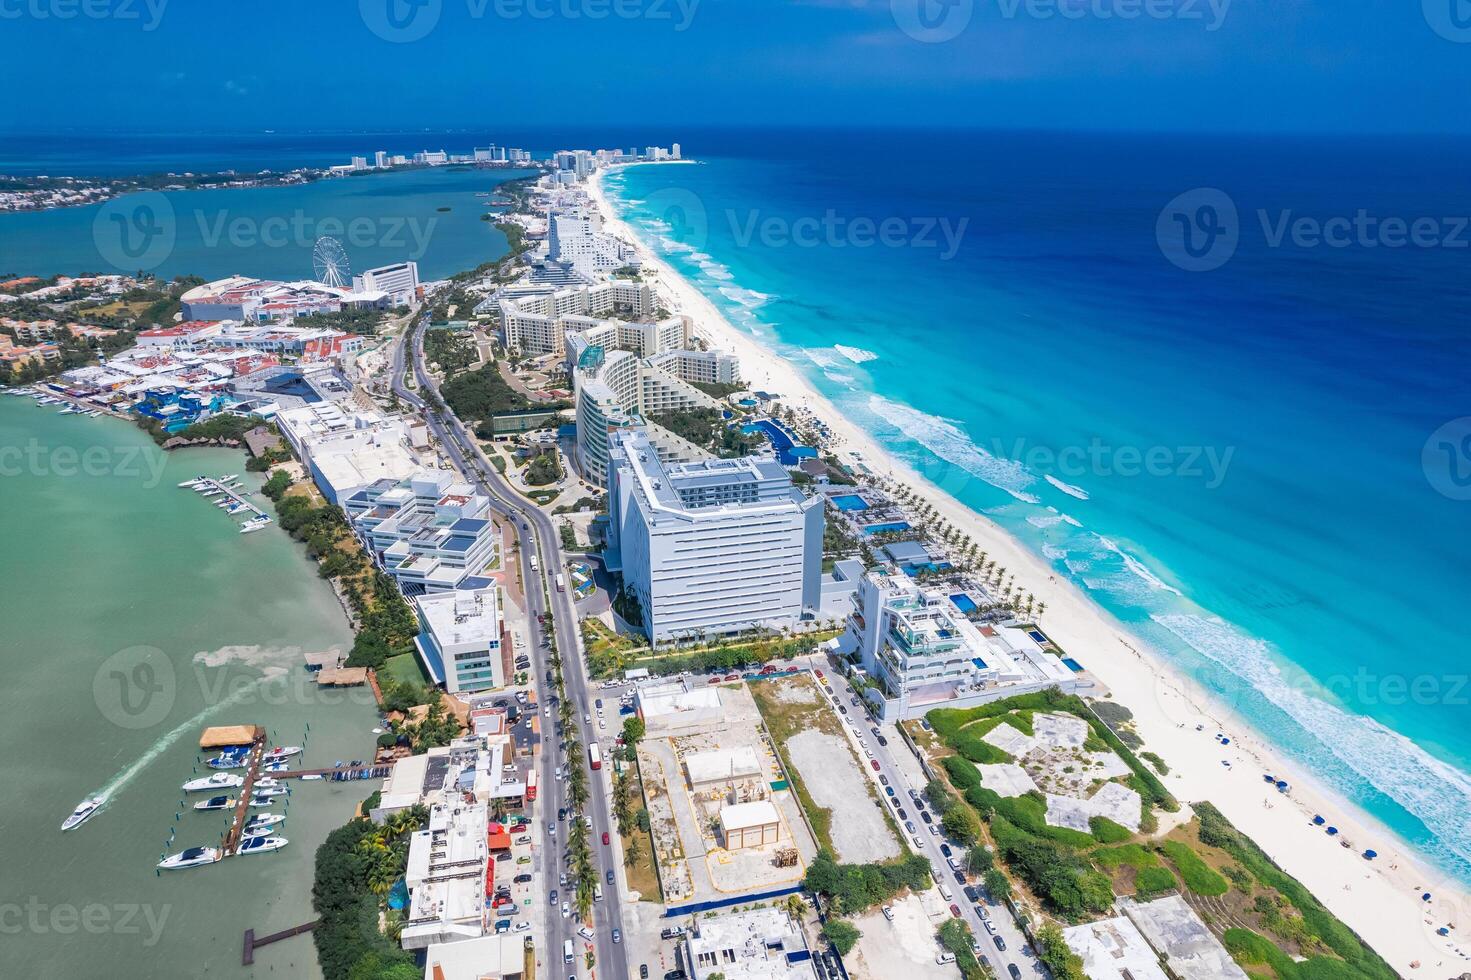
[782,894,807,921]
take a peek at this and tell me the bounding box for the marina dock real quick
[184,475,272,531]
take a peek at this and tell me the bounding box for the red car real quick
[949,904,962,918]
[760,665,777,675]
[707,677,722,685]
[724,673,739,681]
[870,759,881,771]
[602,832,610,846]
[814,669,824,679]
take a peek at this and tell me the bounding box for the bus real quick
[588,743,602,770]
[555,573,566,592]
[526,767,539,802]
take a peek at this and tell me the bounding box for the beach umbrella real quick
[1423,893,1432,901]
[1221,738,1230,745]
[1363,850,1377,859]
[1275,780,1289,790]
[1312,815,1325,825]
[1264,774,1276,783]
[1326,826,1339,835]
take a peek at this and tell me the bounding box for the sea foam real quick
[867,394,1041,504]
[835,344,879,364]
[1045,474,1091,500]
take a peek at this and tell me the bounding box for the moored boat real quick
[183,772,244,793]
[158,846,220,870]
[237,835,288,855]
[264,746,302,760]
[193,795,235,811]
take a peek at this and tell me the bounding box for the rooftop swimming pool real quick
[831,493,870,512]
[949,593,978,614]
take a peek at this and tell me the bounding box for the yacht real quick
[253,777,282,790]
[240,519,270,534]
[249,785,287,799]
[237,836,288,855]
[158,846,220,870]
[247,793,283,807]
[61,797,105,831]
[263,746,302,760]
[193,795,235,811]
[183,772,244,793]
[205,754,246,770]
[243,812,285,830]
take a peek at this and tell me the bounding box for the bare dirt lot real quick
[786,730,899,864]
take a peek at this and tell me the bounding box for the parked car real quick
[984,918,996,935]
[919,810,933,824]
[877,735,889,746]
[963,885,979,902]
[939,843,953,858]
[885,786,896,797]
[993,935,1007,952]
[905,821,917,834]
[1008,966,1022,980]
[949,904,962,918]
[640,966,649,980]
[514,873,532,884]
[612,928,623,944]
[870,759,880,771]
[878,774,888,785]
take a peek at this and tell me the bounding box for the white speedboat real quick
[237,835,288,855]
[249,786,287,800]
[183,772,244,793]
[299,773,323,781]
[253,777,282,790]
[218,474,238,482]
[205,754,247,770]
[61,797,105,831]
[193,795,235,811]
[243,812,285,831]
[264,746,302,760]
[240,520,269,534]
[158,846,220,870]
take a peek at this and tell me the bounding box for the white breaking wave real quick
[1041,544,1068,561]
[1153,613,1471,872]
[1095,535,1183,596]
[1060,513,1083,527]
[866,394,1041,504]
[1027,514,1065,529]
[834,344,879,364]
[1045,474,1091,500]
[804,348,840,369]
[718,285,772,309]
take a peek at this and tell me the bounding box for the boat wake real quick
[93,679,265,803]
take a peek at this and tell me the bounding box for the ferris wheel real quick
[312,236,351,288]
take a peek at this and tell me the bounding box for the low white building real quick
[275,403,422,504]
[684,907,816,980]
[345,469,500,595]
[421,935,525,980]
[719,800,782,850]
[401,801,491,950]
[685,746,763,787]
[1063,916,1171,980]
[636,678,724,736]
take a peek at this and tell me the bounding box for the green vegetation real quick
[580,618,647,678]
[311,811,426,980]
[1133,864,1178,896]
[442,361,568,422]
[1141,750,1169,775]
[651,407,765,458]
[938,918,986,979]
[1159,840,1229,896]
[1035,923,1087,980]
[821,919,861,955]
[525,449,563,486]
[1195,803,1396,980]
[295,306,394,336]
[1089,816,1133,844]
[802,848,933,915]
[422,326,478,376]
[688,380,748,400]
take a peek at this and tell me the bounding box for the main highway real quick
[390,319,630,980]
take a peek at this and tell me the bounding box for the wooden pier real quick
[220,734,269,857]
[242,920,318,966]
[189,476,271,526]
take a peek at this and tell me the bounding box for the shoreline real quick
[588,161,1470,973]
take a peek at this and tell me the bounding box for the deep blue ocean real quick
[602,128,1471,886]
[4,126,1470,884]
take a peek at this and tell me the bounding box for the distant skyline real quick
[2,0,1470,135]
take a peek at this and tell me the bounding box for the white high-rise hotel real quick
[605,429,823,641]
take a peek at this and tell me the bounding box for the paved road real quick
[816,665,1043,980]
[391,321,631,980]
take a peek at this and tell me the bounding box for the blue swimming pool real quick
[949,593,978,614]
[831,494,869,512]
[901,561,953,575]
[862,521,911,535]
[741,418,817,466]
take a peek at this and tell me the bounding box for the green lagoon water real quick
[0,398,380,979]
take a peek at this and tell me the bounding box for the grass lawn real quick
[382,652,431,688]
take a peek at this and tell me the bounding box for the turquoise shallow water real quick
[605,131,1471,887]
[0,399,379,978]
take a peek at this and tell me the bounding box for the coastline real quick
[588,161,1470,973]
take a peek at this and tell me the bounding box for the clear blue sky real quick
[2,0,1469,134]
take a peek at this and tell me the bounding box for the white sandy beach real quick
[588,162,1470,974]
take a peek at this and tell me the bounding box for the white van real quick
[594,883,603,902]
[938,883,953,902]
[563,939,574,963]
